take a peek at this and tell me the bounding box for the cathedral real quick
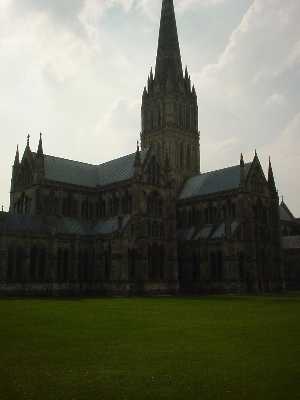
[0,0,284,296]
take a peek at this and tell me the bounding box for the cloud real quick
[195,0,300,212]
[177,0,226,11]
[0,0,299,216]
[261,112,300,216]
[264,93,287,109]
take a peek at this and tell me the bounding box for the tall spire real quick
[140,0,200,188]
[37,132,44,157]
[155,0,183,86]
[240,153,245,188]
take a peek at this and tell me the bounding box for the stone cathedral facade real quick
[0,0,283,296]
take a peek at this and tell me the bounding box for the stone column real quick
[0,235,8,282]
[23,241,31,286]
[95,239,104,283]
[48,232,58,284]
[72,237,80,283]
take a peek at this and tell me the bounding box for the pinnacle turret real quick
[37,132,44,157]
[240,153,245,188]
[240,153,244,167]
[268,157,277,193]
[14,145,20,166]
[134,141,141,168]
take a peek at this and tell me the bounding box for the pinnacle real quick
[37,132,44,156]
[240,153,244,166]
[14,145,20,166]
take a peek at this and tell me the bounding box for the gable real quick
[14,151,36,188]
[279,202,295,222]
[245,157,268,194]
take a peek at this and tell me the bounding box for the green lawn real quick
[0,295,299,400]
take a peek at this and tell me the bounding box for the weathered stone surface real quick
[0,0,287,296]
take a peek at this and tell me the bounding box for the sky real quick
[0,0,299,215]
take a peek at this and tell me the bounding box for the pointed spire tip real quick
[37,131,44,156]
[155,0,183,85]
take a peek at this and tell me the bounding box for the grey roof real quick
[93,215,130,235]
[178,220,240,242]
[279,202,295,222]
[44,156,98,187]
[282,236,300,250]
[194,225,214,240]
[0,213,49,235]
[211,221,239,239]
[231,220,240,234]
[0,213,130,237]
[211,223,225,239]
[177,227,195,241]
[179,163,252,200]
[44,149,148,188]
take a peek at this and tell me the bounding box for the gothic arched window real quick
[147,157,160,185]
[147,192,163,217]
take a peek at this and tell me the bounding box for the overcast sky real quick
[0,0,299,215]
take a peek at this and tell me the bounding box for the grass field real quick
[0,295,299,400]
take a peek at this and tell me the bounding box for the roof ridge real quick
[97,152,136,167]
[98,148,149,167]
[45,148,149,169]
[191,161,252,179]
[45,154,96,167]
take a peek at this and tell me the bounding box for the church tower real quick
[141,0,200,189]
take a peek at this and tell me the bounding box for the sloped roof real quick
[177,227,195,241]
[44,156,98,187]
[0,213,49,235]
[43,149,148,188]
[194,225,214,240]
[179,163,252,200]
[0,214,93,236]
[282,236,300,250]
[93,215,130,235]
[279,201,295,222]
[211,223,225,239]
[178,220,240,242]
[0,213,130,237]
